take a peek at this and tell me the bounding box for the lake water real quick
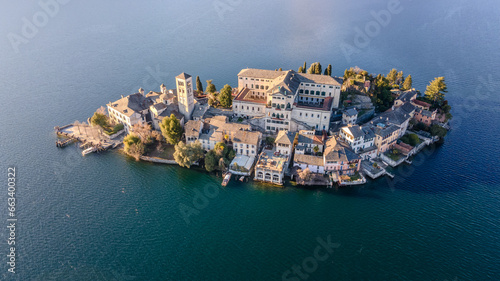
[1,0,500,280]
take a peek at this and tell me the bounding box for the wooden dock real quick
[55,121,122,155]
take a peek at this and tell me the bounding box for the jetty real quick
[54,122,122,156]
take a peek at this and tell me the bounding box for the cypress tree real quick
[303,61,307,73]
[402,75,412,90]
[196,76,203,93]
[298,66,304,73]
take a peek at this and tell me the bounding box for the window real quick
[300,113,302,116]
[321,92,326,96]
[305,90,309,94]
[299,89,304,94]
[316,91,320,95]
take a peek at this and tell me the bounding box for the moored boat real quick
[222,172,232,186]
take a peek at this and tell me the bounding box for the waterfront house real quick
[107,89,155,133]
[413,108,437,126]
[339,125,377,160]
[323,137,361,176]
[232,130,262,158]
[275,130,296,157]
[371,123,400,155]
[293,154,325,174]
[254,148,289,185]
[412,99,431,110]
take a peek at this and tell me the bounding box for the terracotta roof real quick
[294,154,324,167]
[275,131,296,145]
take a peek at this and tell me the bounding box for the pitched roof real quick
[342,125,374,139]
[324,137,360,162]
[372,103,414,126]
[297,132,323,146]
[108,93,152,117]
[294,154,324,167]
[296,72,343,86]
[156,103,184,121]
[370,124,400,138]
[184,120,202,138]
[176,72,191,80]
[275,131,296,145]
[396,90,417,103]
[237,68,286,79]
[344,108,358,117]
[412,99,431,108]
[232,131,261,146]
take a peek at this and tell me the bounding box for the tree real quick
[425,77,447,106]
[160,114,183,145]
[218,84,233,108]
[214,142,227,157]
[387,68,398,84]
[265,137,275,146]
[131,123,153,145]
[123,133,144,161]
[173,141,204,168]
[205,150,218,172]
[90,112,108,128]
[208,98,215,107]
[302,61,307,73]
[313,146,319,155]
[298,66,304,73]
[298,168,311,182]
[402,75,412,90]
[430,124,447,138]
[206,80,216,94]
[396,71,404,85]
[278,67,282,71]
[324,64,332,76]
[314,63,322,75]
[196,76,203,93]
[307,62,322,74]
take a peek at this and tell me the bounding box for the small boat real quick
[239,176,245,182]
[82,146,97,156]
[222,172,232,186]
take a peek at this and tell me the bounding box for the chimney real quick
[161,84,167,94]
[139,88,145,96]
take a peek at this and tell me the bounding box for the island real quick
[55,62,452,187]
